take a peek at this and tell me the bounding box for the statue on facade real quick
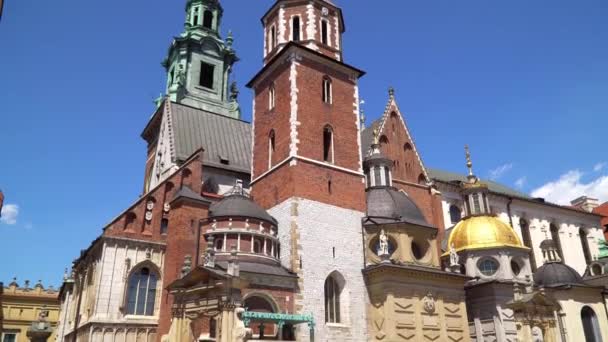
[233,307,252,342]
[176,64,186,87]
[230,81,239,101]
[450,243,459,266]
[378,230,390,262]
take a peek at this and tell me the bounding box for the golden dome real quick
[444,216,527,255]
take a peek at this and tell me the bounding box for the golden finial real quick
[373,127,380,145]
[465,145,474,177]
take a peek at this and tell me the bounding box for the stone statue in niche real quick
[423,292,436,314]
[175,64,186,87]
[377,230,390,262]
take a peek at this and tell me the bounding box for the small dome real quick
[366,187,429,226]
[210,194,277,225]
[447,216,525,254]
[534,262,584,288]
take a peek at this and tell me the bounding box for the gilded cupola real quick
[444,146,526,255]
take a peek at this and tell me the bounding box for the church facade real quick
[55,1,608,342]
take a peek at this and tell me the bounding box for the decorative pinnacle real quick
[226,30,234,47]
[388,87,395,98]
[465,145,474,177]
[372,127,380,145]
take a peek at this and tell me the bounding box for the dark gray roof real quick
[534,262,584,288]
[171,102,251,174]
[428,168,529,198]
[209,194,277,225]
[365,187,430,227]
[171,186,210,204]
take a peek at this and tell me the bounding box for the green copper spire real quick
[163,0,240,119]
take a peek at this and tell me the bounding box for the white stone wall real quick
[57,238,165,342]
[553,288,608,342]
[269,197,369,342]
[438,186,604,276]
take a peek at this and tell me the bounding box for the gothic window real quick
[478,258,499,276]
[160,218,169,235]
[322,77,332,104]
[449,205,462,224]
[126,267,158,316]
[550,224,564,261]
[324,275,341,323]
[268,84,275,110]
[199,62,215,89]
[203,10,213,29]
[268,130,276,169]
[321,19,329,45]
[292,16,301,41]
[581,307,602,342]
[323,126,334,163]
[519,219,537,270]
[580,228,592,265]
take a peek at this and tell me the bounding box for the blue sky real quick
[1,0,607,287]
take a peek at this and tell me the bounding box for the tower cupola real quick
[461,146,491,217]
[363,129,393,188]
[185,0,222,34]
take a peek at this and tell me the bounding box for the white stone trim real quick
[278,6,287,45]
[353,82,363,173]
[306,4,319,51]
[289,56,301,163]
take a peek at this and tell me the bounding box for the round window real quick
[411,240,430,260]
[591,264,603,276]
[478,258,499,276]
[511,260,521,276]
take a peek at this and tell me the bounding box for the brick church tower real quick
[248,1,368,340]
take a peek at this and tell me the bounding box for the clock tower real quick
[248,1,368,340]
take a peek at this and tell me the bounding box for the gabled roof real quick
[170,102,252,174]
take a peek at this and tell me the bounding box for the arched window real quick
[519,219,536,270]
[550,224,564,261]
[323,126,334,163]
[203,10,213,29]
[324,275,341,323]
[449,205,461,224]
[292,16,301,41]
[581,307,602,342]
[322,77,332,104]
[268,130,276,169]
[253,238,263,254]
[268,84,275,110]
[245,295,279,338]
[580,228,593,265]
[126,267,158,316]
[321,19,329,45]
[215,238,224,252]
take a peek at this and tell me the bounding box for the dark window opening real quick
[332,247,336,258]
[324,276,341,323]
[203,10,213,29]
[210,318,217,338]
[322,77,332,104]
[160,218,169,235]
[374,167,382,186]
[199,62,215,89]
[215,238,223,251]
[449,205,461,224]
[520,219,537,270]
[321,20,328,45]
[550,224,564,261]
[269,130,276,169]
[580,228,593,265]
[270,26,277,49]
[328,180,332,194]
[323,126,333,162]
[293,16,301,41]
[192,7,199,26]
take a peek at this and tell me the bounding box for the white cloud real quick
[515,177,527,189]
[531,170,608,205]
[489,163,514,181]
[0,204,19,225]
[594,162,607,172]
